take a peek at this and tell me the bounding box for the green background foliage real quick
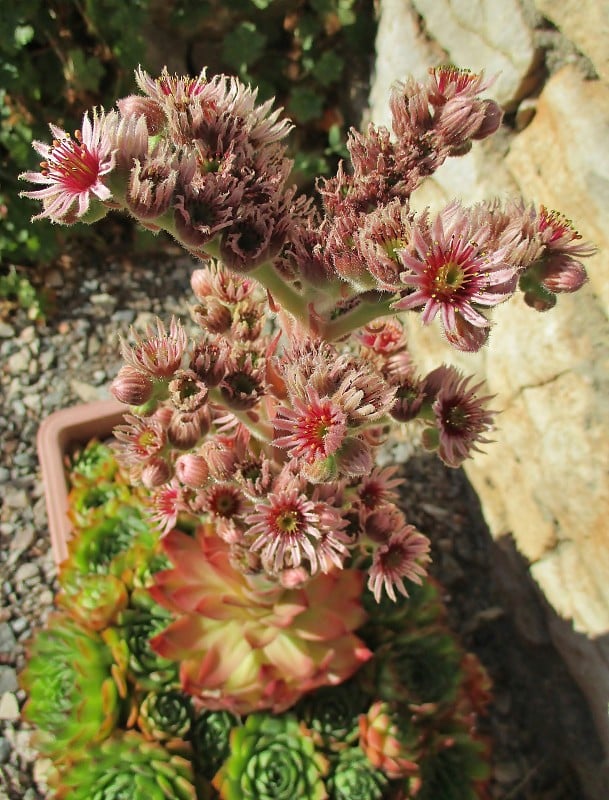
[0,0,376,274]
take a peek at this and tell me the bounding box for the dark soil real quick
[398,453,609,799]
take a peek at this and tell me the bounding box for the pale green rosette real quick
[326,746,389,800]
[20,613,121,760]
[49,731,197,800]
[137,689,192,742]
[213,713,328,800]
[191,709,238,780]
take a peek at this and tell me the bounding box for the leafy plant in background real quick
[19,61,594,798]
[0,264,48,320]
[1,0,374,265]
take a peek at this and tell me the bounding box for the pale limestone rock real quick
[506,65,609,313]
[408,136,518,213]
[368,0,443,132]
[534,0,609,82]
[411,0,538,108]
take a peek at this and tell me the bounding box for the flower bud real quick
[471,99,503,140]
[141,456,172,488]
[175,454,209,488]
[116,95,166,134]
[167,410,206,450]
[111,365,154,406]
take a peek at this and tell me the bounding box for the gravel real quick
[0,238,195,799]
[1,235,607,799]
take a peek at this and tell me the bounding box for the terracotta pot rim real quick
[36,398,126,565]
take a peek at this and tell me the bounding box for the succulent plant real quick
[213,713,328,800]
[149,524,371,714]
[296,679,369,752]
[61,504,157,581]
[326,745,389,800]
[69,439,118,483]
[104,588,178,692]
[191,709,238,780]
[67,478,133,530]
[48,730,198,800]
[358,700,419,780]
[361,577,446,645]
[364,627,462,708]
[406,727,491,800]
[58,572,129,631]
[20,613,122,760]
[137,689,193,742]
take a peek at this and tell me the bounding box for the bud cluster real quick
[20,65,595,603]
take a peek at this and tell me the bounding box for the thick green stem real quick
[208,388,273,443]
[322,298,396,341]
[250,261,308,324]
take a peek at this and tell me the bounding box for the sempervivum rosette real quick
[358,700,419,780]
[296,680,369,752]
[405,726,491,800]
[148,524,371,714]
[104,588,178,691]
[60,504,157,585]
[326,746,389,800]
[364,627,462,708]
[69,439,118,483]
[137,689,193,742]
[49,730,197,800]
[213,713,328,800]
[20,613,122,760]
[361,578,446,644]
[58,573,128,631]
[191,709,238,780]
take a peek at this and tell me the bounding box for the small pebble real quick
[0,623,17,654]
[0,693,19,721]
[0,668,18,695]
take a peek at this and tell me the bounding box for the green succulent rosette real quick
[58,573,129,631]
[326,746,389,800]
[365,627,462,708]
[296,680,370,751]
[405,728,491,800]
[69,439,118,483]
[49,730,197,800]
[191,709,238,780]
[61,504,158,585]
[20,613,122,760]
[105,589,178,691]
[137,689,193,742]
[67,479,133,529]
[213,713,329,800]
[361,578,446,644]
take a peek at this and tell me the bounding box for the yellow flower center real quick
[276,510,300,533]
[434,261,465,293]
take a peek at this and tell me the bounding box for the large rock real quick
[411,0,539,108]
[370,1,609,755]
[533,0,609,82]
